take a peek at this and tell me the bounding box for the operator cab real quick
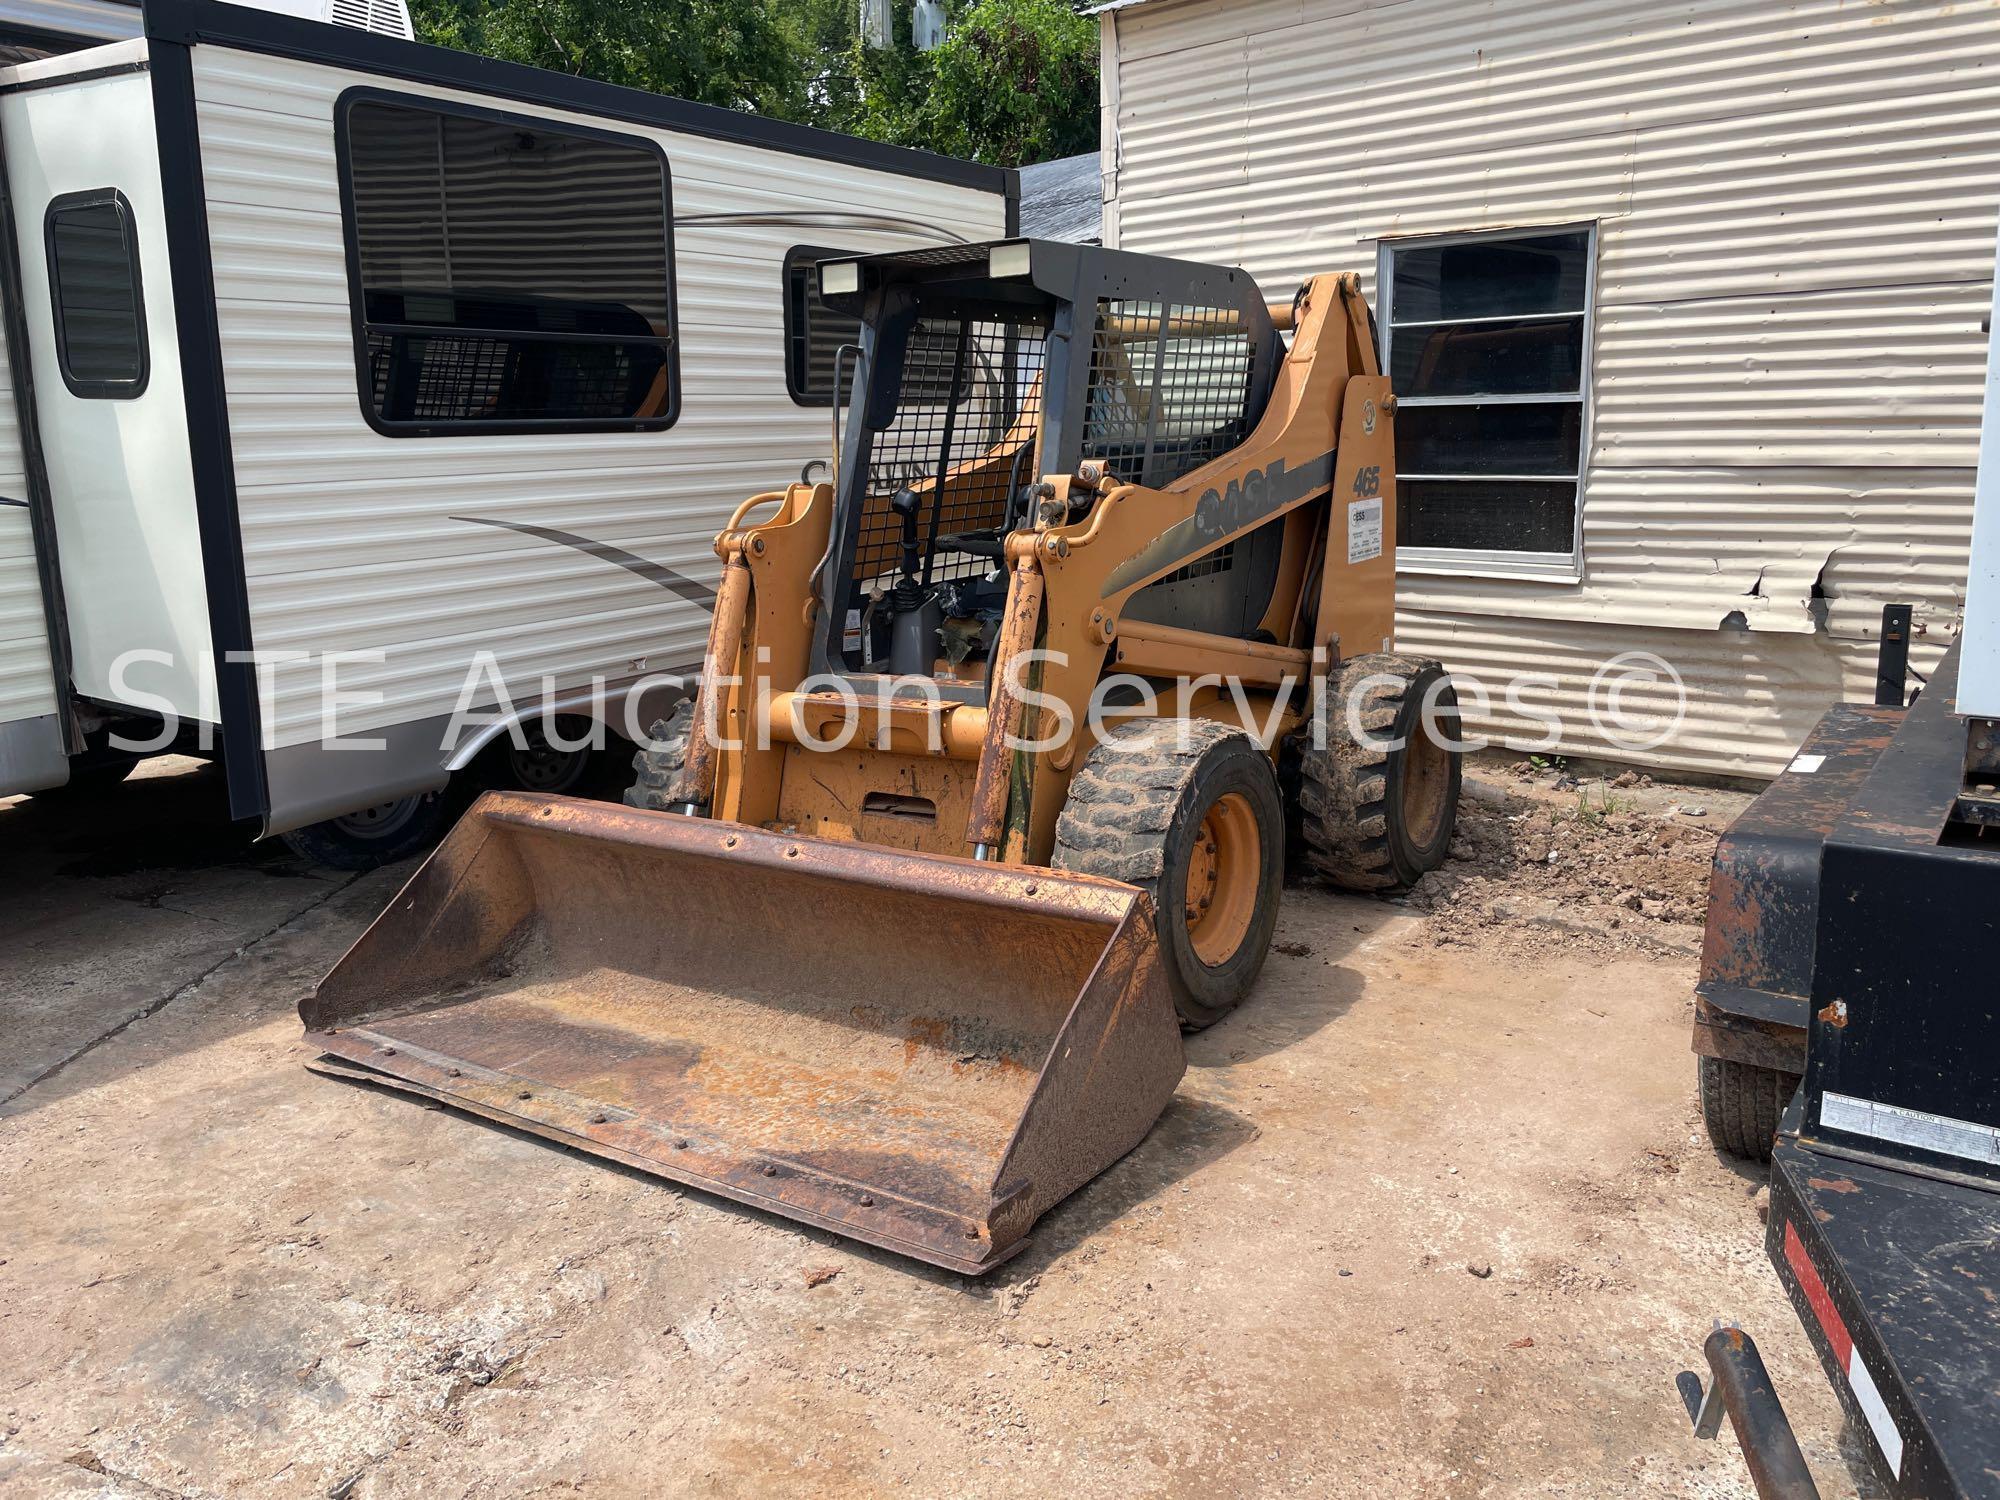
[809,239,1284,701]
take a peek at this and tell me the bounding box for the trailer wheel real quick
[279,793,448,870]
[1295,654,1461,892]
[624,698,697,811]
[499,716,598,795]
[1053,718,1284,1030]
[1698,1056,1796,1161]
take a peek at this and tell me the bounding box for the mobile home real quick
[0,0,1014,861]
[1094,0,1994,778]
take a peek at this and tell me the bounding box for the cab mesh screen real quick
[852,314,1048,587]
[1081,301,1255,490]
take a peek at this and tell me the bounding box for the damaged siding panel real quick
[1401,468,1973,640]
[1395,609,1945,779]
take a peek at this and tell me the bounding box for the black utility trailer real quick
[1682,641,2000,1500]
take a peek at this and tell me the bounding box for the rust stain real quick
[1817,1001,1848,1028]
[1808,1176,1860,1194]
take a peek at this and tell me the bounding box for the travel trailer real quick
[0,0,1014,862]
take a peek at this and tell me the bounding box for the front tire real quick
[1053,719,1284,1030]
[624,698,697,811]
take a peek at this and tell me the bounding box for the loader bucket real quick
[302,792,1185,1274]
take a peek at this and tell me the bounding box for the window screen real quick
[45,190,148,399]
[784,246,861,405]
[1381,228,1592,561]
[340,95,676,434]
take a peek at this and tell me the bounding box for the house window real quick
[1379,226,1593,571]
[45,190,148,399]
[338,93,677,436]
[784,246,862,405]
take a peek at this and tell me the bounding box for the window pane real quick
[1391,231,1589,323]
[1397,401,1582,477]
[1398,479,1576,553]
[786,248,862,404]
[48,197,145,390]
[1391,314,1582,398]
[345,100,673,427]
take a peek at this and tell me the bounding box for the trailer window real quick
[338,93,677,436]
[1378,226,1593,575]
[784,247,862,405]
[45,190,148,399]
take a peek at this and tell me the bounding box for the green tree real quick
[409,0,1101,168]
[911,0,1099,166]
[408,0,807,115]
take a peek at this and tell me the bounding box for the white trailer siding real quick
[2,61,213,724]
[1101,0,1998,775]
[187,46,1006,826]
[0,314,58,731]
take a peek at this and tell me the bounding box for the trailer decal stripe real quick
[1783,1219,1852,1366]
[1783,1220,1904,1476]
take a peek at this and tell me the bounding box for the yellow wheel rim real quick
[1400,724,1452,851]
[1184,791,1261,968]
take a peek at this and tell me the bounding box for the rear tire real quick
[1699,1056,1795,1161]
[1053,719,1284,1030]
[1296,653,1461,892]
[625,698,697,811]
[279,793,448,870]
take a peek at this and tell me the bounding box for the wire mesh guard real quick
[852,314,1048,587]
[368,329,670,424]
[1081,300,1256,491]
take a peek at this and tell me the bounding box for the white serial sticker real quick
[1348,498,1383,564]
[842,606,863,651]
[1789,753,1827,774]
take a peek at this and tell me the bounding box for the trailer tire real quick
[1295,654,1461,893]
[1698,1056,1796,1162]
[625,698,697,811]
[279,793,448,870]
[1053,718,1284,1030]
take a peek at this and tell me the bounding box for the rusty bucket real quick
[303,792,1185,1273]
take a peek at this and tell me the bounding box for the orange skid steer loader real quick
[303,241,1462,1274]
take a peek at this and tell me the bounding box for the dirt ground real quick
[0,756,1880,1498]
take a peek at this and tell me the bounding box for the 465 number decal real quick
[1351,465,1381,498]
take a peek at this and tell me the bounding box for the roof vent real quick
[223,0,416,41]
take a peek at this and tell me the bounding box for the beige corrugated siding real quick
[1104,0,1995,775]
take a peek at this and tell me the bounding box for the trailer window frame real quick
[1376,222,1596,581]
[783,245,864,407]
[334,87,681,439]
[43,188,150,401]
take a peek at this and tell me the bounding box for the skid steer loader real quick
[303,240,1463,1274]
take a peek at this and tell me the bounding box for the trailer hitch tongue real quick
[1680,1321,1821,1500]
[301,791,1185,1273]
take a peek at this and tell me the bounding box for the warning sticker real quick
[1348,498,1383,564]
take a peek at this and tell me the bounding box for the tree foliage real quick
[408,0,1100,168]
[409,0,806,115]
